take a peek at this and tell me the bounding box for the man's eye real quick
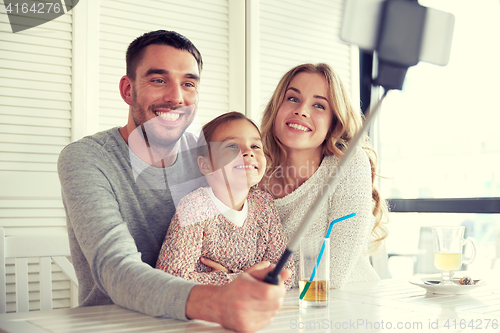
[152,79,165,84]
[183,82,196,88]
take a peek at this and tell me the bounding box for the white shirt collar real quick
[205,187,248,227]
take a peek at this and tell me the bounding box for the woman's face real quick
[274,72,333,156]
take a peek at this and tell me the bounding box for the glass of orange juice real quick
[432,226,476,284]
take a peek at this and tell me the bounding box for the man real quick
[58,30,290,332]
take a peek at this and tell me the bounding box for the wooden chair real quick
[0,227,78,313]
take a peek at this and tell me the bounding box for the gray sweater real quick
[58,127,205,320]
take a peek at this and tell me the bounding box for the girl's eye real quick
[227,143,239,149]
[251,144,261,149]
[287,96,299,103]
[314,103,325,110]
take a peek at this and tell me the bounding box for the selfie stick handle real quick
[263,249,293,285]
[263,91,388,285]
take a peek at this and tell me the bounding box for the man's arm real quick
[186,266,291,333]
[58,141,196,319]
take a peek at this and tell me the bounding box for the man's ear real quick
[197,156,213,175]
[119,75,133,106]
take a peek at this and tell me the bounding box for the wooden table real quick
[1,276,499,332]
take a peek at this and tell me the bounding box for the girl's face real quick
[201,119,266,189]
[274,72,333,155]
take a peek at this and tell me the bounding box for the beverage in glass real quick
[299,236,329,308]
[432,226,476,284]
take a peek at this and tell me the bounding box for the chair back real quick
[0,227,78,313]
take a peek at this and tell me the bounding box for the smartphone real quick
[341,0,455,66]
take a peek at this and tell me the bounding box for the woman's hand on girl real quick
[200,257,271,274]
[200,257,231,273]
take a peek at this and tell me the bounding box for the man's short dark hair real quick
[126,30,203,80]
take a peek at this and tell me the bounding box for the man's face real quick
[128,44,200,148]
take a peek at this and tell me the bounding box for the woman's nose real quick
[294,104,309,117]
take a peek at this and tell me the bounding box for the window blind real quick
[0,3,74,312]
[98,0,231,132]
[257,0,354,122]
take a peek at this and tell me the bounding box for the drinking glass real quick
[299,236,330,308]
[432,226,476,285]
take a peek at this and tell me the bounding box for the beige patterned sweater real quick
[156,187,294,289]
[274,147,380,289]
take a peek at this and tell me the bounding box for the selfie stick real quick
[263,92,388,285]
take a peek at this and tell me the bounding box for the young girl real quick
[156,112,294,289]
[259,63,389,289]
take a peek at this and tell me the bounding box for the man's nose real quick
[163,83,183,105]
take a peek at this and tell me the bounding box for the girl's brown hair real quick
[260,63,388,253]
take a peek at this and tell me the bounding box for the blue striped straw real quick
[299,213,356,300]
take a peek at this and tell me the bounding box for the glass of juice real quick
[432,226,476,284]
[299,236,329,308]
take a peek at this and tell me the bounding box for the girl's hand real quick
[200,257,231,273]
[245,260,271,273]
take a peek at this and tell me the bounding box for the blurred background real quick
[373,0,500,279]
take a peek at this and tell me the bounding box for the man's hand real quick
[244,261,271,273]
[201,257,271,274]
[185,265,292,332]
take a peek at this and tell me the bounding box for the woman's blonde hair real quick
[260,63,388,253]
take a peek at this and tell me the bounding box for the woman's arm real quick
[261,198,295,290]
[327,148,375,288]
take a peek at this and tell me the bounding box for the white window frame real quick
[72,0,99,141]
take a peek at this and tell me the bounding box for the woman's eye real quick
[314,103,325,110]
[287,96,299,103]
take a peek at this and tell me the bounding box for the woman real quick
[259,63,388,288]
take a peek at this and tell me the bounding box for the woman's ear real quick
[119,75,133,106]
[197,156,213,175]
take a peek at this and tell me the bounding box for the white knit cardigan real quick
[274,147,380,288]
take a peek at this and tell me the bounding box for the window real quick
[372,0,500,277]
